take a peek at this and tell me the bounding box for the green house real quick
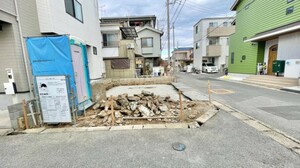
[228,0,300,76]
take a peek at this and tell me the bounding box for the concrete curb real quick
[0,129,14,136]
[211,100,300,155]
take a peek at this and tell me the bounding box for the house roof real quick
[100,15,156,26]
[230,0,241,11]
[245,21,300,42]
[193,17,235,27]
[136,26,163,35]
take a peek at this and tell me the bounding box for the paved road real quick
[0,110,299,168]
[176,73,300,140]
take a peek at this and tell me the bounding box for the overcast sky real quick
[99,0,236,59]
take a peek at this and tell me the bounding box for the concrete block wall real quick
[7,99,37,129]
[91,77,175,101]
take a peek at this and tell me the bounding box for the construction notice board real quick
[36,76,72,123]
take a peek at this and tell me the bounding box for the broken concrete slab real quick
[196,110,219,124]
[188,122,201,129]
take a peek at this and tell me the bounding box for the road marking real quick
[210,89,234,94]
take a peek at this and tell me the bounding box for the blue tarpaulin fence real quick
[26,35,77,104]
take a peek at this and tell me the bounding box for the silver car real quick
[202,62,218,73]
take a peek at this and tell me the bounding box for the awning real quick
[120,27,138,39]
[245,21,300,42]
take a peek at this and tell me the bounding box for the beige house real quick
[100,15,163,77]
[171,47,194,71]
[193,17,235,72]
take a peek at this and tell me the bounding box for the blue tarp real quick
[26,36,77,103]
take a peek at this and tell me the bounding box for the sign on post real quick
[36,76,72,123]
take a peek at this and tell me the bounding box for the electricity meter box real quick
[3,82,17,95]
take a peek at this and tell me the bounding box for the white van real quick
[202,62,218,73]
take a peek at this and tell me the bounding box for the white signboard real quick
[36,76,72,123]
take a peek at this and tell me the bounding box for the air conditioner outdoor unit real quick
[127,43,135,49]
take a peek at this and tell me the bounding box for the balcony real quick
[207,26,235,37]
[102,41,119,48]
[206,45,221,57]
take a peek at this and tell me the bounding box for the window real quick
[195,26,198,34]
[226,38,230,45]
[141,37,153,48]
[223,22,228,27]
[93,47,97,55]
[209,22,218,27]
[242,55,246,60]
[287,0,294,3]
[65,0,83,22]
[195,42,200,49]
[209,38,219,45]
[231,52,234,64]
[102,33,119,47]
[286,6,294,15]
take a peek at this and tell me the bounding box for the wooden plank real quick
[22,99,29,129]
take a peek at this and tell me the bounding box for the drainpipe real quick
[14,0,33,97]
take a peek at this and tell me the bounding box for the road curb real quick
[211,100,300,155]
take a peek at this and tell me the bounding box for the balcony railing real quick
[102,41,119,48]
[207,26,235,37]
[206,45,221,57]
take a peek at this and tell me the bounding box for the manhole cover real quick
[210,89,234,94]
[172,142,186,151]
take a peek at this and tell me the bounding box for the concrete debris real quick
[89,90,211,126]
[139,105,151,117]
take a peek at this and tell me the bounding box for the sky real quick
[99,0,236,59]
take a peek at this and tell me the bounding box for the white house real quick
[0,0,103,109]
[100,15,163,77]
[193,17,235,72]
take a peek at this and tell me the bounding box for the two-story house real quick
[229,0,300,78]
[193,17,235,72]
[0,0,103,106]
[171,47,193,71]
[100,15,163,77]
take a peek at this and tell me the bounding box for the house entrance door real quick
[267,45,278,75]
[71,45,88,103]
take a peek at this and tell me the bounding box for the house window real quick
[231,52,234,64]
[93,47,97,55]
[209,38,219,45]
[102,33,119,47]
[195,26,198,34]
[195,42,200,49]
[141,37,153,48]
[223,22,228,27]
[209,22,218,27]
[286,6,294,15]
[65,0,83,22]
[242,55,246,60]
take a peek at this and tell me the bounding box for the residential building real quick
[171,47,193,71]
[193,17,235,72]
[0,0,103,103]
[229,0,300,77]
[100,15,163,77]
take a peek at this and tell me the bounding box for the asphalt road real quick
[0,111,299,168]
[176,72,300,140]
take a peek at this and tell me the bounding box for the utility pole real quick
[167,0,170,64]
[172,22,175,51]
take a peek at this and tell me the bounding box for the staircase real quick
[242,75,298,89]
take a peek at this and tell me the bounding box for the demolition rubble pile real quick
[86,90,206,126]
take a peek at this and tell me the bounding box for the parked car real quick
[202,62,218,73]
